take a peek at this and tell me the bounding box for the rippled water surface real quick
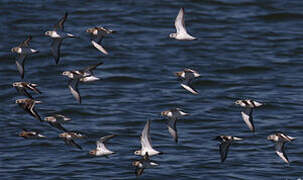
[1,0,303,179]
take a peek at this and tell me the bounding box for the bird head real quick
[44,31,52,36]
[134,150,141,156]
[11,47,21,53]
[169,33,176,38]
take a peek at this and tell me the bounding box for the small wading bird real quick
[235,99,263,132]
[11,35,39,79]
[13,82,41,99]
[19,129,45,139]
[134,120,162,156]
[267,132,295,164]
[161,108,188,143]
[175,68,200,94]
[62,62,103,104]
[215,135,243,162]
[86,26,115,55]
[16,98,42,121]
[45,12,75,64]
[59,132,84,150]
[89,134,117,156]
[169,8,196,40]
[132,152,159,176]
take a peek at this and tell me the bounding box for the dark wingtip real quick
[214,136,220,141]
[55,58,59,65]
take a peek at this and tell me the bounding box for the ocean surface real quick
[1,0,303,179]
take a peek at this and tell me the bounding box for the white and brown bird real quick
[169,8,196,40]
[44,114,71,122]
[235,99,263,132]
[134,120,162,156]
[62,62,103,82]
[44,116,68,132]
[59,132,83,150]
[89,134,117,156]
[13,82,41,98]
[132,152,159,176]
[267,132,295,164]
[175,68,200,94]
[86,26,115,55]
[215,135,243,162]
[16,98,42,121]
[11,35,39,79]
[45,12,76,64]
[19,129,45,139]
[62,62,103,104]
[161,108,188,143]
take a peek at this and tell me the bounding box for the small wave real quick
[255,12,303,21]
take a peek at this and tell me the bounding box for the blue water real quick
[1,0,303,179]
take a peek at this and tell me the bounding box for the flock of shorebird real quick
[11,8,296,176]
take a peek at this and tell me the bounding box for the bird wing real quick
[26,84,41,94]
[16,56,26,79]
[95,33,104,44]
[180,83,198,94]
[64,138,82,150]
[49,121,68,132]
[82,62,103,74]
[91,40,108,55]
[29,102,42,122]
[51,38,63,64]
[30,108,42,122]
[18,35,32,48]
[96,134,116,150]
[68,78,81,104]
[167,118,178,143]
[174,8,187,34]
[141,120,154,152]
[135,168,144,176]
[241,108,254,132]
[16,87,33,98]
[275,141,289,163]
[54,12,67,31]
[219,141,231,162]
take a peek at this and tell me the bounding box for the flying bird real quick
[134,120,162,156]
[89,134,117,156]
[16,98,42,121]
[19,129,45,139]
[11,35,39,79]
[169,8,196,40]
[267,132,295,164]
[44,114,71,123]
[13,82,41,98]
[59,132,83,150]
[235,99,263,132]
[45,12,76,64]
[44,116,68,132]
[62,62,103,82]
[86,26,115,55]
[175,68,200,94]
[161,108,188,143]
[62,62,103,104]
[132,152,159,176]
[215,135,243,162]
